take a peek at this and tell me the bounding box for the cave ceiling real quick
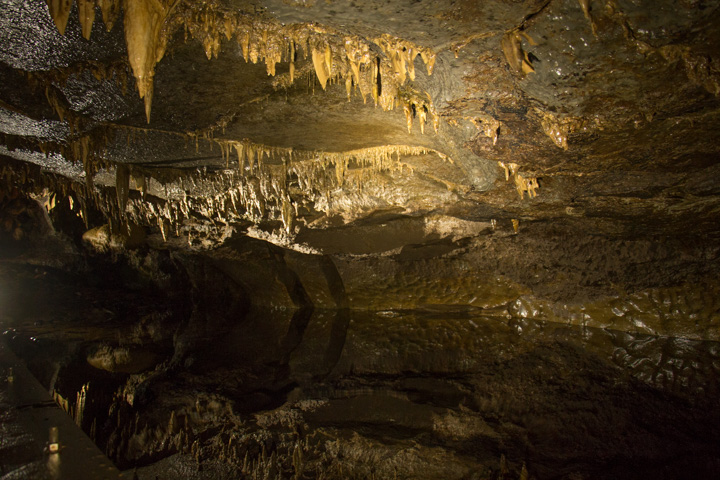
[1,0,720,250]
[0,0,720,248]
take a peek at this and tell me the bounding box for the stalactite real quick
[398,88,440,134]
[372,59,380,107]
[168,5,438,123]
[324,44,333,77]
[3,86,447,247]
[124,0,172,123]
[42,0,440,134]
[498,161,539,199]
[374,34,436,80]
[515,173,539,199]
[281,194,293,233]
[99,0,121,32]
[344,75,352,101]
[418,105,427,134]
[402,103,414,135]
[47,0,73,36]
[79,136,93,189]
[44,86,66,124]
[420,50,436,75]
[75,382,89,427]
[116,164,130,212]
[502,29,536,76]
[540,116,568,150]
[535,109,586,151]
[471,115,502,145]
[578,0,598,37]
[289,41,296,83]
[311,46,330,90]
[77,0,95,40]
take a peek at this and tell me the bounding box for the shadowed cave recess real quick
[1,0,720,479]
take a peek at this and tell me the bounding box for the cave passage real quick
[2,0,720,479]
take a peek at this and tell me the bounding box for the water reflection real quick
[5,309,720,479]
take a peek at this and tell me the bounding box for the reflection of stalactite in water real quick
[611,332,720,397]
[75,382,90,427]
[51,382,89,428]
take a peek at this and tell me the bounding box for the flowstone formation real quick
[1,0,720,479]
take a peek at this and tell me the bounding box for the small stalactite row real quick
[116,163,130,214]
[36,124,114,192]
[534,108,588,151]
[50,382,89,428]
[1,157,102,229]
[398,87,441,135]
[2,132,444,246]
[46,0,95,39]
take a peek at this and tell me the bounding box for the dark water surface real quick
[3,299,720,479]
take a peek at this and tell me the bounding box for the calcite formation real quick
[501,29,536,76]
[44,0,439,129]
[47,0,72,36]
[123,0,172,123]
[99,0,121,32]
[498,161,539,199]
[77,0,95,40]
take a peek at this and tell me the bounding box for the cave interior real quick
[1,1,720,479]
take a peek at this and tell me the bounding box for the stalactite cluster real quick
[35,128,114,191]
[44,0,439,128]
[51,382,90,428]
[534,109,587,151]
[32,1,448,237]
[174,2,440,128]
[2,158,98,229]
[470,115,502,145]
[498,161,539,200]
[2,133,443,247]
